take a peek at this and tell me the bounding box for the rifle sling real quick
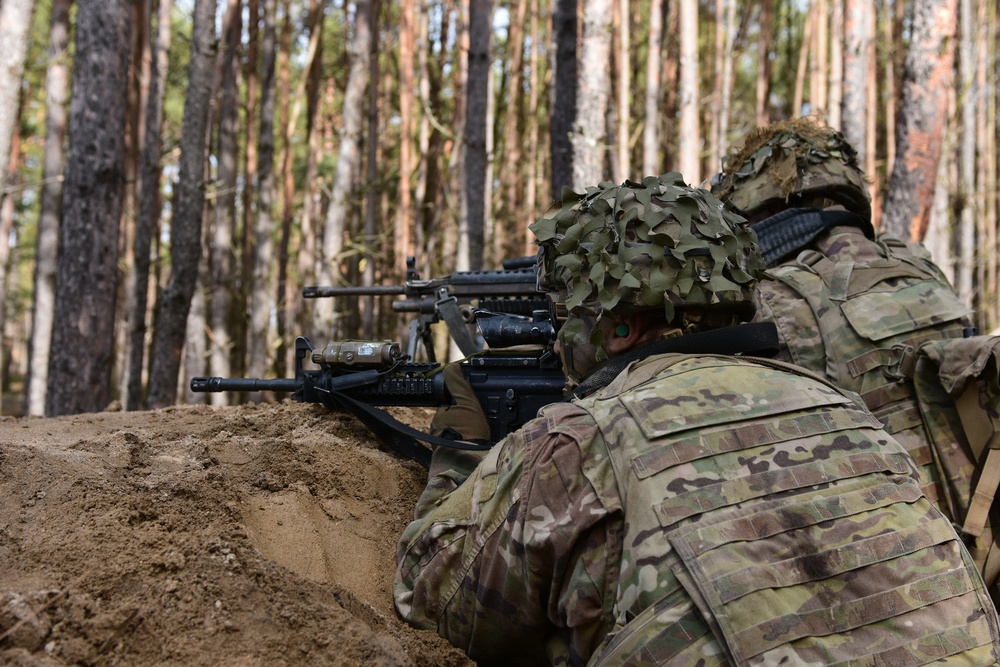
[324,390,491,470]
[571,322,781,399]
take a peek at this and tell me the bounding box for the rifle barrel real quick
[302,285,406,298]
[190,377,300,393]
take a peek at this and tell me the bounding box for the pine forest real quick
[0,0,997,416]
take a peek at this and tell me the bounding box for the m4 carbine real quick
[190,310,565,468]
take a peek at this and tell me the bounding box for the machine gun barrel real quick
[190,377,300,393]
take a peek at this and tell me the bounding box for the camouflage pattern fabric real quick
[749,221,1000,584]
[394,352,1000,666]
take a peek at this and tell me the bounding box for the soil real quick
[0,400,475,667]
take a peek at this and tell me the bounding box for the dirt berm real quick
[0,400,474,666]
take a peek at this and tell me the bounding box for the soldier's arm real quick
[394,403,619,665]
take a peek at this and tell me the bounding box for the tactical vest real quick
[759,229,982,534]
[578,353,999,666]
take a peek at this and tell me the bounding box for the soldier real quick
[709,117,999,590]
[394,173,1000,666]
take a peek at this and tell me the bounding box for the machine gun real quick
[190,309,565,468]
[302,255,550,360]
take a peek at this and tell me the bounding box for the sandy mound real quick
[0,401,473,666]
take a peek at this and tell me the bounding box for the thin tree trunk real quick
[501,0,527,252]
[829,0,843,128]
[26,0,71,417]
[756,0,773,125]
[678,0,700,182]
[551,0,578,196]
[614,0,629,182]
[842,0,871,161]
[643,0,664,176]
[47,0,132,416]
[146,0,217,408]
[718,0,737,159]
[813,0,828,116]
[317,0,373,334]
[460,0,492,270]
[0,131,21,408]
[985,0,998,329]
[572,0,612,189]
[524,0,540,255]
[661,2,679,173]
[866,20,878,226]
[396,0,416,275]
[956,0,976,306]
[296,0,323,339]
[275,0,292,376]
[794,6,814,117]
[237,0,260,378]
[0,0,35,213]
[882,0,958,241]
[248,0,278,384]
[362,0,380,337]
[883,0,897,178]
[207,0,241,403]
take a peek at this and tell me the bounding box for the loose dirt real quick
[0,400,474,666]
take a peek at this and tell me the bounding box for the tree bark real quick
[317,0,373,334]
[524,0,540,255]
[248,0,278,384]
[396,0,416,275]
[571,0,612,189]
[0,0,35,213]
[643,0,664,176]
[794,6,814,116]
[501,0,527,253]
[613,0,629,182]
[842,0,872,161]
[956,0,976,306]
[362,0,381,337]
[26,0,71,417]
[881,0,958,241]
[551,0,578,197]
[146,0,217,408]
[237,0,260,377]
[460,0,492,270]
[756,0,773,125]
[46,0,132,416]
[207,0,241,403]
[828,0,843,128]
[678,0,700,183]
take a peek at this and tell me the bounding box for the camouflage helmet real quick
[529,172,766,327]
[711,117,871,219]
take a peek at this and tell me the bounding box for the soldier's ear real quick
[604,313,644,355]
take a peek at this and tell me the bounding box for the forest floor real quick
[0,400,474,666]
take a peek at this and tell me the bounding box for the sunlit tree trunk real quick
[613,0,629,182]
[643,0,663,176]
[756,0,773,125]
[237,0,260,377]
[318,0,373,334]
[501,0,527,252]
[794,6,814,116]
[26,0,71,417]
[146,0,216,408]
[842,0,871,159]
[396,0,416,275]
[678,0,700,183]
[0,0,35,213]
[47,0,132,416]
[524,0,540,255]
[882,0,958,241]
[956,0,976,307]
[460,0,492,270]
[362,0,380,337]
[829,0,843,128]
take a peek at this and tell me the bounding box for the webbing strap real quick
[962,435,1000,538]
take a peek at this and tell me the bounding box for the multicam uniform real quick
[748,216,998,578]
[395,351,1000,666]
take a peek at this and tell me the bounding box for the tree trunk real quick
[362,0,381,337]
[956,0,976,306]
[237,0,260,378]
[678,0,700,183]
[26,0,71,417]
[207,0,241,403]
[613,0,629,182]
[812,0,828,117]
[828,0,843,128]
[0,0,35,212]
[275,0,292,376]
[396,0,416,275]
[460,0,492,271]
[125,0,173,410]
[501,0,527,253]
[756,0,773,125]
[881,0,958,241]
[296,0,323,339]
[842,0,872,161]
[794,6,814,116]
[643,0,664,176]
[248,0,278,384]
[551,0,578,196]
[317,0,373,334]
[571,0,612,189]
[46,0,132,416]
[146,0,217,408]
[523,0,540,255]
[883,0,898,179]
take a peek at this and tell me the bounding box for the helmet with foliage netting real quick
[711,117,871,219]
[530,172,766,328]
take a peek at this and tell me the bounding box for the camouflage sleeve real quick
[394,402,620,665]
[753,278,827,374]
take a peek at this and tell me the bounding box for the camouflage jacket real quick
[394,352,1000,666]
[749,220,999,574]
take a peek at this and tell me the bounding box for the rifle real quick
[302,255,550,360]
[191,309,566,469]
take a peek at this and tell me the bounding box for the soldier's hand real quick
[430,363,491,442]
